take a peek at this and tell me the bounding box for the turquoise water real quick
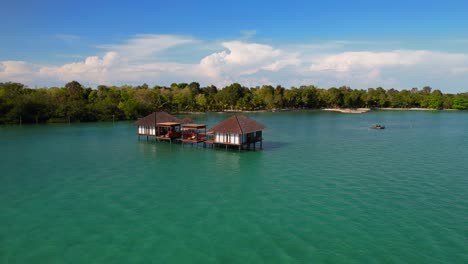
[1,111,467,263]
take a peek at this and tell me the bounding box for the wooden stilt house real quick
[134,111,183,141]
[206,115,266,150]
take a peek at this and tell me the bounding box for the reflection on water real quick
[261,140,290,151]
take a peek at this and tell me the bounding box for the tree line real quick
[1,81,468,124]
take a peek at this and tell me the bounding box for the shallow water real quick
[1,111,467,263]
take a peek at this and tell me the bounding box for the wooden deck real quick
[204,140,239,146]
[179,138,206,144]
[155,135,177,143]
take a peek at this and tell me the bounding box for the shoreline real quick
[2,108,462,125]
[323,108,371,114]
[209,107,459,114]
[376,107,457,111]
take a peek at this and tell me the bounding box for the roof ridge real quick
[235,115,243,135]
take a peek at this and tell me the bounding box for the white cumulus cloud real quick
[310,50,467,72]
[39,52,120,84]
[0,61,40,84]
[311,51,418,72]
[199,41,300,81]
[307,50,468,89]
[2,36,468,93]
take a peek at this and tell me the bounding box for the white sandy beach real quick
[323,108,371,114]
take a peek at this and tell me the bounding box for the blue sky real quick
[2,0,468,93]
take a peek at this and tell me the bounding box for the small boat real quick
[371,124,385,129]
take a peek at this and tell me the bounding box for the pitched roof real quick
[182,117,194,123]
[134,111,182,126]
[207,115,266,134]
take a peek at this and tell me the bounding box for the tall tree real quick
[217,83,243,110]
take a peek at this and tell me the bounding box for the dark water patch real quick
[261,140,290,151]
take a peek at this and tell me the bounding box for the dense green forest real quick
[1,81,468,124]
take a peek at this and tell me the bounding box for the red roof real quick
[207,115,266,134]
[182,117,194,123]
[134,111,182,126]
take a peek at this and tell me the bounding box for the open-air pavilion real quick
[180,124,207,145]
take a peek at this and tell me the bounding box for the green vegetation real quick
[1,81,467,124]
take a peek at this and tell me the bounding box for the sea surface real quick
[1,111,467,263]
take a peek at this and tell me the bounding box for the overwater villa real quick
[135,112,265,150]
[134,111,183,142]
[205,115,265,150]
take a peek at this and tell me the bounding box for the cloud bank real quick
[1,34,468,93]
